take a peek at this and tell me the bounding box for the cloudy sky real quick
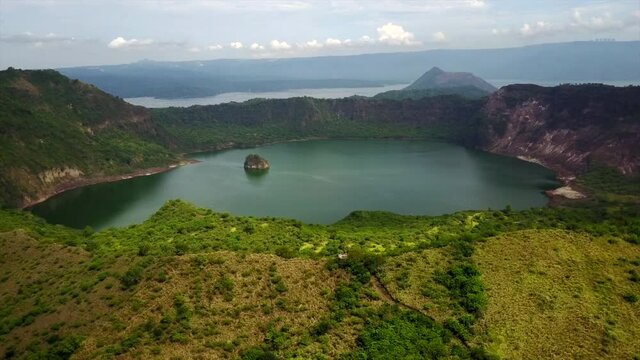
[1,0,638,69]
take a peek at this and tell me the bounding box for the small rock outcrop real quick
[244,154,270,171]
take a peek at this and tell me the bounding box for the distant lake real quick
[126,80,639,108]
[31,140,559,230]
[125,84,409,108]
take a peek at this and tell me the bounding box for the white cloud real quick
[432,31,446,42]
[359,35,374,44]
[207,44,223,50]
[303,39,323,49]
[571,9,624,31]
[491,28,510,35]
[329,0,487,14]
[466,0,486,8]
[229,41,243,49]
[187,46,201,53]
[270,39,291,50]
[376,23,420,45]
[250,42,265,50]
[325,38,342,46]
[108,36,154,49]
[520,21,556,37]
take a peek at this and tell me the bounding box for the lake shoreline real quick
[22,137,428,213]
[21,159,200,210]
[26,137,572,219]
[22,137,425,212]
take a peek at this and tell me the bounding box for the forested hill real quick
[151,95,486,150]
[0,68,178,208]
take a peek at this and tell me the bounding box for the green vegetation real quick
[0,69,177,207]
[151,95,487,151]
[475,230,640,359]
[374,86,490,100]
[1,190,638,358]
[579,164,640,198]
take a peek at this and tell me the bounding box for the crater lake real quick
[30,140,560,230]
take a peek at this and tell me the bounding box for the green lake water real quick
[31,140,560,230]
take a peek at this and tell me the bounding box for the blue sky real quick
[1,0,638,69]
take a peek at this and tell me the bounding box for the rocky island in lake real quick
[244,154,270,171]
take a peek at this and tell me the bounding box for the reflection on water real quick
[31,171,168,229]
[244,169,269,185]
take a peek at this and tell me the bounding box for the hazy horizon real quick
[1,0,639,69]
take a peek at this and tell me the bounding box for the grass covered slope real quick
[1,196,639,359]
[475,230,640,359]
[0,68,178,207]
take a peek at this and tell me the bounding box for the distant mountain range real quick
[58,41,640,99]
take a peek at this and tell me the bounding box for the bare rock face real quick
[482,84,640,178]
[244,154,270,171]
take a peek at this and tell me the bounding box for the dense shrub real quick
[336,247,385,284]
[436,263,487,315]
[120,265,144,289]
[213,276,235,301]
[241,347,279,360]
[345,307,450,359]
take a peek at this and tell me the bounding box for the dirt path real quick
[371,275,424,314]
[372,274,469,346]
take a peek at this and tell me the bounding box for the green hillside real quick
[151,95,486,152]
[0,187,638,359]
[0,69,178,207]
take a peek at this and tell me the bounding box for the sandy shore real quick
[546,186,586,200]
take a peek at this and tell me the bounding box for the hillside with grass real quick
[0,68,179,208]
[0,171,639,359]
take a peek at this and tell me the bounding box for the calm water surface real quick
[125,84,408,108]
[31,140,559,230]
[126,81,640,108]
